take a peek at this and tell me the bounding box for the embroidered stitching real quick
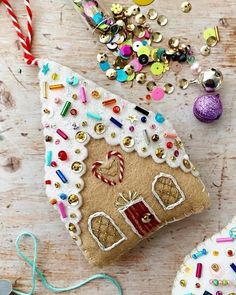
[91,151,124,186]
[152,172,185,210]
[88,212,126,251]
[117,192,161,238]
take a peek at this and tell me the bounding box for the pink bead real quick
[151,124,156,129]
[191,62,202,76]
[51,161,57,167]
[58,202,67,219]
[195,263,202,278]
[129,126,135,132]
[120,45,133,57]
[54,97,61,104]
[55,139,60,145]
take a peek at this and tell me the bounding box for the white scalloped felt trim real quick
[38,59,200,246]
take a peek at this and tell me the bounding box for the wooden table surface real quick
[0,0,236,294]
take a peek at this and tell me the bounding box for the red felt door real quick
[123,199,161,237]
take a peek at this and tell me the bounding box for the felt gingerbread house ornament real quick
[3,0,210,268]
[39,59,210,266]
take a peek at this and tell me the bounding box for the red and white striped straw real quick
[2,0,38,66]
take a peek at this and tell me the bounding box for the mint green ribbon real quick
[13,232,123,295]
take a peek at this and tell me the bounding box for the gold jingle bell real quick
[94,123,106,134]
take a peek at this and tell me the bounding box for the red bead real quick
[113,105,120,114]
[58,150,68,161]
[70,108,77,116]
[227,249,234,256]
[51,161,57,167]
[174,150,179,157]
[45,180,51,185]
[166,142,173,149]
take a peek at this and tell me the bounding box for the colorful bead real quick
[141,116,147,123]
[216,237,234,243]
[134,106,149,116]
[46,151,52,166]
[155,112,165,123]
[56,170,68,183]
[166,142,173,149]
[110,117,123,128]
[49,84,64,90]
[86,111,102,121]
[58,151,68,161]
[102,98,117,106]
[56,129,68,140]
[70,108,77,116]
[192,248,207,259]
[79,86,87,103]
[60,193,67,200]
[66,76,79,86]
[58,201,67,219]
[195,263,202,278]
[230,263,236,273]
[60,101,71,117]
[113,106,120,114]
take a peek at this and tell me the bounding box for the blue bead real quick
[142,40,148,45]
[99,61,110,72]
[141,116,147,123]
[60,193,67,200]
[155,113,165,124]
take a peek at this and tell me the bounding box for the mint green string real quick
[12,232,123,295]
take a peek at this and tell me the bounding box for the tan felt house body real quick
[40,60,210,267]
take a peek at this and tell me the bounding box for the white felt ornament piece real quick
[172,216,236,294]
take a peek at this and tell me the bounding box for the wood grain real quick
[0,0,236,294]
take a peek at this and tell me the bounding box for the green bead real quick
[60,101,71,117]
[213,279,219,286]
[222,279,228,286]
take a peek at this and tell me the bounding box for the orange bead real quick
[50,198,57,205]
[146,94,151,100]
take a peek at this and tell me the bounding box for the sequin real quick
[147,8,158,20]
[181,1,192,13]
[157,15,168,26]
[178,78,189,89]
[68,194,80,206]
[122,136,135,147]
[163,83,175,94]
[151,32,163,43]
[75,131,87,142]
[94,123,106,134]
[151,62,164,75]
[146,81,157,91]
[71,162,83,173]
[200,45,211,56]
